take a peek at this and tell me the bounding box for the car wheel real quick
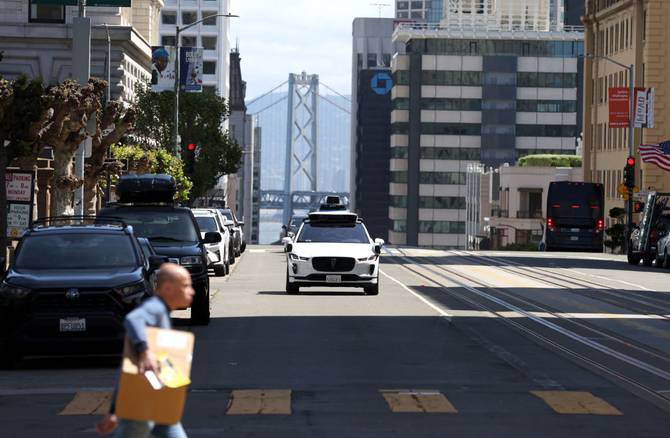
[364,282,379,296]
[664,251,670,269]
[213,264,226,277]
[285,273,299,295]
[627,247,641,265]
[190,286,210,326]
[241,242,246,253]
[225,261,230,275]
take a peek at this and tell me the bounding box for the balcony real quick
[516,210,543,219]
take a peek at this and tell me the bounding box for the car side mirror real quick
[374,238,384,255]
[281,225,287,230]
[238,220,244,226]
[203,232,222,244]
[149,255,169,271]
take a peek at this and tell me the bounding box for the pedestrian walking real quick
[96,263,194,437]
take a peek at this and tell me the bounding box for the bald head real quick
[156,263,194,310]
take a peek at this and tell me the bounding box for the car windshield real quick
[195,216,218,233]
[104,210,199,242]
[219,210,235,222]
[15,233,137,269]
[297,223,369,243]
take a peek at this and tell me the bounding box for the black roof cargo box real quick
[116,174,176,204]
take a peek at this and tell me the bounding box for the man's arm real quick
[124,307,158,373]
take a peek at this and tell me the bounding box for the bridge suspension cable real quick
[246,80,289,107]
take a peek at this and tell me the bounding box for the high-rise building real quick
[441,0,559,31]
[0,0,161,100]
[396,0,443,22]
[389,21,583,248]
[582,0,670,228]
[351,18,398,240]
[159,0,231,99]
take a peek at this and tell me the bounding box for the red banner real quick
[609,88,629,128]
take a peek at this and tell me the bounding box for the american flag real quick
[640,141,670,171]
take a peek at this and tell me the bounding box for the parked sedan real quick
[0,218,164,367]
[193,208,231,277]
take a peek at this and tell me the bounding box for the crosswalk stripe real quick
[226,389,292,415]
[381,390,457,413]
[531,391,623,415]
[58,391,113,416]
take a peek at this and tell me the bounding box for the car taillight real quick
[596,218,604,232]
[547,218,556,231]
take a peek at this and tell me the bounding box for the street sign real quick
[5,170,35,239]
[634,88,655,128]
[31,0,131,6]
[618,183,639,197]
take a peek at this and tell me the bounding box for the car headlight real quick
[357,255,378,262]
[0,281,31,299]
[289,253,310,261]
[114,282,146,297]
[181,256,203,266]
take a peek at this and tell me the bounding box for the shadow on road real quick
[258,290,366,297]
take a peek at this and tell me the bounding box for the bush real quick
[517,154,582,168]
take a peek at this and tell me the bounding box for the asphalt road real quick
[1,247,670,437]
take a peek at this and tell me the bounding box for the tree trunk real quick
[84,179,97,215]
[51,150,76,216]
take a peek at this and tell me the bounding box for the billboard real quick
[608,87,650,128]
[608,88,629,128]
[180,47,203,93]
[151,46,177,92]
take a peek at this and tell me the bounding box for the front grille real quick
[304,274,364,281]
[312,257,356,272]
[30,291,120,312]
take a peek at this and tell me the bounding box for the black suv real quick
[0,217,164,367]
[98,174,220,325]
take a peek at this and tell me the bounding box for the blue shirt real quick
[124,296,172,354]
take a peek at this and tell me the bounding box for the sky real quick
[230,0,395,100]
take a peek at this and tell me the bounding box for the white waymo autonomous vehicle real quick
[282,209,384,295]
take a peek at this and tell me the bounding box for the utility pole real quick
[73,0,92,215]
[172,13,239,157]
[103,23,112,205]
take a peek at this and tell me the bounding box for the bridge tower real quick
[283,72,319,225]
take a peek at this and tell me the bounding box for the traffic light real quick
[184,142,197,175]
[623,156,635,189]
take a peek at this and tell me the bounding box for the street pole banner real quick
[608,88,629,128]
[151,46,177,92]
[634,88,655,128]
[5,170,35,239]
[180,47,203,93]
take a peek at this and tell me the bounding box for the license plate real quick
[60,318,86,332]
[326,275,342,284]
[571,236,579,241]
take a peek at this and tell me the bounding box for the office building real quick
[0,0,161,100]
[351,18,398,240]
[389,22,584,248]
[159,0,231,98]
[396,0,443,22]
[582,0,670,227]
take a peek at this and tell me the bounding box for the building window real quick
[181,36,197,47]
[393,71,409,85]
[161,11,176,25]
[390,196,408,208]
[203,61,217,75]
[419,196,466,209]
[392,220,407,233]
[419,172,467,186]
[182,11,197,25]
[419,221,466,234]
[398,1,409,9]
[29,1,65,23]
[390,171,408,183]
[202,12,217,25]
[202,36,217,50]
[161,35,176,46]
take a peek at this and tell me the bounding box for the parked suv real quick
[0,217,165,367]
[99,174,220,325]
[217,208,245,257]
[192,208,231,277]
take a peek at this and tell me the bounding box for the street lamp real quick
[583,53,635,249]
[172,13,239,156]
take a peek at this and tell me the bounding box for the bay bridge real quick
[247,72,352,242]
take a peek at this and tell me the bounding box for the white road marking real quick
[380,269,452,319]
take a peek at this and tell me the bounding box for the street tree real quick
[131,84,243,201]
